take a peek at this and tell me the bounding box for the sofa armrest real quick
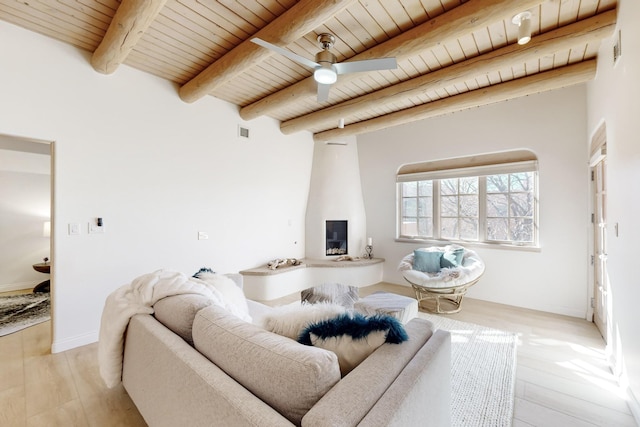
[358,329,451,427]
[123,314,294,427]
[301,318,442,427]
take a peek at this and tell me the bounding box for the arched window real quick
[397,150,538,247]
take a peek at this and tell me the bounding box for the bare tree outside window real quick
[440,177,478,240]
[486,172,535,243]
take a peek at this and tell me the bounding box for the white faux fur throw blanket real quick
[98,269,251,388]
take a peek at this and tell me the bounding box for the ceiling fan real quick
[251,33,397,103]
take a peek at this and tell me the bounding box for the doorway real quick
[0,133,53,335]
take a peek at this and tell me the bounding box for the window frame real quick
[397,160,539,248]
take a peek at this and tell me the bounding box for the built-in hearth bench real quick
[239,258,384,301]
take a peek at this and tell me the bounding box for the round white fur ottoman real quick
[354,292,418,324]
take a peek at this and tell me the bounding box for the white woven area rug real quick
[420,313,518,427]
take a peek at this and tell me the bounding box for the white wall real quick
[587,0,640,416]
[0,21,314,351]
[0,149,50,290]
[358,85,590,318]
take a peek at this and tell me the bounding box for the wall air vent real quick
[613,30,622,65]
[238,125,250,139]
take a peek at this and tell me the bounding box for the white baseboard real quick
[51,330,98,353]
[0,281,37,293]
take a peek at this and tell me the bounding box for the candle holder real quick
[364,245,373,259]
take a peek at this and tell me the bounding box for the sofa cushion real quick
[153,294,213,345]
[193,305,341,425]
[261,302,346,340]
[194,272,251,321]
[299,313,409,376]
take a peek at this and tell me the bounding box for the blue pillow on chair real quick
[441,248,465,268]
[413,250,442,273]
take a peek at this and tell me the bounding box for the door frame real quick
[587,122,607,339]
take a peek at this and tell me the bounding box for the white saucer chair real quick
[398,245,485,314]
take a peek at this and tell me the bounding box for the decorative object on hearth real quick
[334,255,361,262]
[364,236,373,259]
[0,292,50,336]
[251,33,397,102]
[364,245,373,259]
[267,258,302,270]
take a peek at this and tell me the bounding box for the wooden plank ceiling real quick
[0,0,617,141]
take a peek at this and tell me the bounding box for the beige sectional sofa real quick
[121,276,452,427]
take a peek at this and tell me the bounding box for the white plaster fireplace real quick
[305,137,367,260]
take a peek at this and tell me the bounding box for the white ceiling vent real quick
[238,125,250,140]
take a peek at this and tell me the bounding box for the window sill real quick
[394,238,541,253]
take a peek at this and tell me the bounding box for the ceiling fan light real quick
[314,64,337,84]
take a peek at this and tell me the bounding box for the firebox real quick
[326,220,348,256]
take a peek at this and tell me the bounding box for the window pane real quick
[401,219,417,236]
[487,174,508,193]
[441,218,458,239]
[460,218,478,240]
[460,177,478,194]
[510,193,533,217]
[403,181,417,197]
[511,218,534,242]
[418,218,432,237]
[487,194,508,217]
[459,195,478,216]
[487,218,508,240]
[510,172,533,192]
[418,180,432,196]
[441,178,458,195]
[403,198,417,216]
[418,197,432,217]
[441,195,458,216]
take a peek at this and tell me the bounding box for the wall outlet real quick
[198,231,209,240]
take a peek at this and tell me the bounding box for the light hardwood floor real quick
[1,283,637,426]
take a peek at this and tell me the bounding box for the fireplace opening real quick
[326,220,348,256]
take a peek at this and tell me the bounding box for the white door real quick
[592,159,608,342]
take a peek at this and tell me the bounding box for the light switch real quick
[69,223,80,235]
[89,223,105,234]
[198,231,209,240]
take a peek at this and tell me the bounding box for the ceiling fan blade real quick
[334,57,397,75]
[317,83,331,103]
[250,38,320,70]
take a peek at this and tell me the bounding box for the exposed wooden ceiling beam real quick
[178,0,358,103]
[91,0,168,74]
[281,9,616,135]
[239,0,546,121]
[313,60,597,142]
